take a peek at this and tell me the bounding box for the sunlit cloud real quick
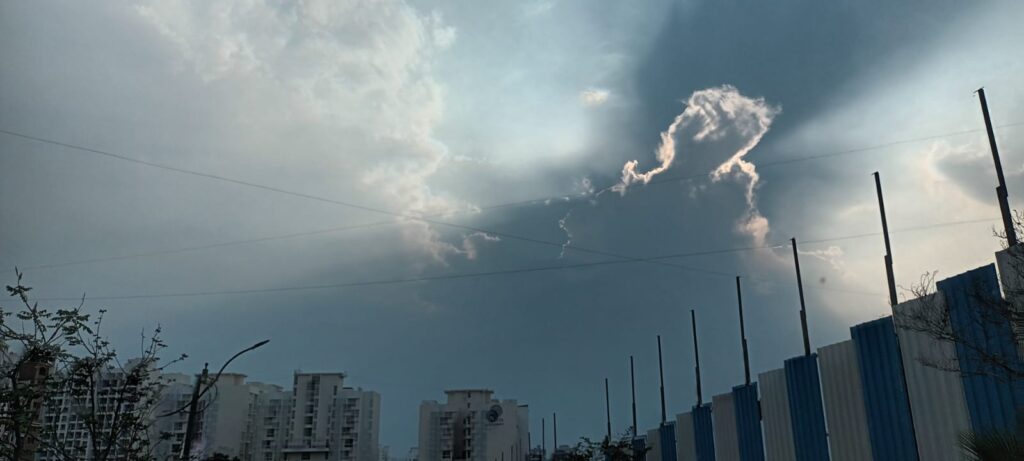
[580,88,610,107]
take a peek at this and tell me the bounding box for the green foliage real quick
[554,433,649,461]
[1,270,185,461]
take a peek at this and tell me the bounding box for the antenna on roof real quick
[791,238,812,356]
[873,172,899,306]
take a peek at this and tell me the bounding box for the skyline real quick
[3,0,1024,454]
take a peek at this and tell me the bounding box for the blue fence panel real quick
[939,264,1024,435]
[732,383,765,461]
[633,436,648,461]
[784,354,830,461]
[659,422,678,461]
[692,403,716,461]
[851,316,919,461]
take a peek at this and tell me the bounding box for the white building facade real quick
[281,373,380,461]
[417,390,528,461]
[33,369,380,461]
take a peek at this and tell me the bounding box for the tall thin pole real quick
[977,88,1017,247]
[553,413,558,452]
[630,356,637,438]
[736,277,751,385]
[181,363,208,461]
[792,238,812,356]
[605,378,612,441]
[874,172,899,306]
[872,174,921,456]
[691,310,703,405]
[657,335,667,424]
[542,418,546,455]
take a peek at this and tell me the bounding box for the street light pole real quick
[181,363,208,461]
[181,340,269,461]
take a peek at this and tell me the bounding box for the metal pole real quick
[977,88,1018,246]
[691,310,703,405]
[657,335,666,424]
[542,418,546,457]
[553,413,558,454]
[605,378,612,441]
[736,277,751,385]
[630,356,637,438]
[181,363,208,461]
[792,238,812,356]
[872,173,921,458]
[180,340,268,461]
[874,172,899,306]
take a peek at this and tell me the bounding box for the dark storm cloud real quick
[2,0,1022,453]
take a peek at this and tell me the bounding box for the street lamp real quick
[180,339,269,461]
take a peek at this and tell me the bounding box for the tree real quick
[895,213,1024,383]
[1,270,186,461]
[553,433,648,461]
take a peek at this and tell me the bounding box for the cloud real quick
[135,0,478,262]
[612,85,779,244]
[522,1,556,18]
[459,232,500,260]
[799,245,847,273]
[580,88,610,107]
[557,209,574,258]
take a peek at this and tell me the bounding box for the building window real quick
[301,454,310,460]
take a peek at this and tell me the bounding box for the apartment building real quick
[280,373,380,461]
[417,390,528,461]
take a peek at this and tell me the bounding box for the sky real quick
[2,0,1024,455]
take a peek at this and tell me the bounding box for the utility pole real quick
[874,172,899,306]
[977,88,1018,247]
[179,340,269,461]
[736,277,751,385]
[792,238,812,356]
[181,363,208,461]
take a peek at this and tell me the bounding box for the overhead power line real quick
[7,123,1020,271]
[32,216,998,302]
[1,125,1011,301]
[0,129,737,279]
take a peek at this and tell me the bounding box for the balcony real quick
[281,441,330,453]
